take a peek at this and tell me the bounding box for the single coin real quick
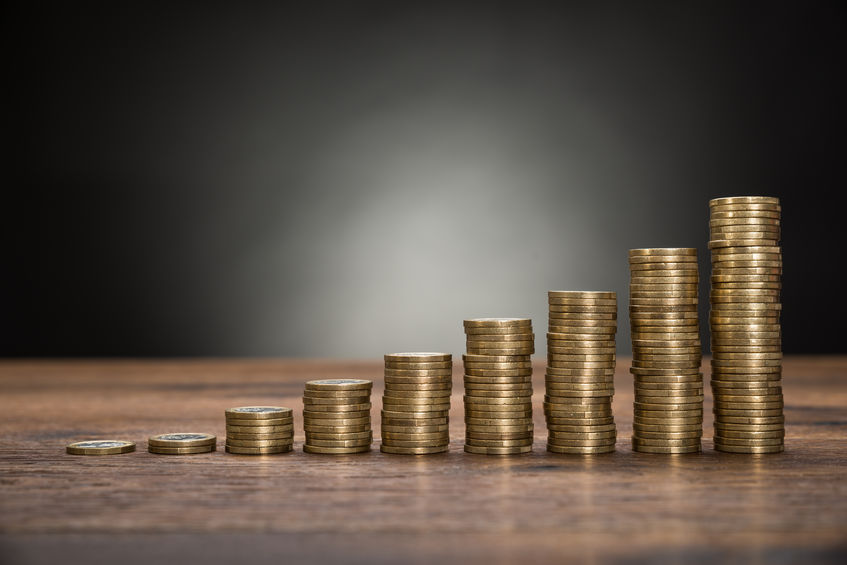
[383,439,451,448]
[66,440,136,456]
[465,382,533,391]
[464,318,532,328]
[714,443,784,454]
[631,276,699,284]
[467,431,534,441]
[549,290,616,299]
[464,375,533,385]
[384,368,453,377]
[306,438,373,448]
[149,445,216,455]
[226,425,294,434]
[385,383,453,392]
[381,431,449,442]
[464,326,536,335]
[547,418,615,428]
[384,376,453,385]
[381,424,449,434]
[466,347,535,356]
[226,406,292,420]
[464,418,534,429]
[629,248,697,257]
[547,312,617,322]
[147,433,216,448]
[305,379,372,391]
[464,444,533,455]
[225,438,293,448]
[466,438,534,448]
[224,445,291,455]
[303,445,371,454]
[463,360,532,370]
[226,432,292,441]
[548,430,617,440]
[713,422,784,432]
[631,443,701,454]
[462,354,532,363]
[302,401,372,411]
[466,333,535,342]
[549,305,617,314]
[384,361,452,370]
[381,417,449,427]
[383,389,452,398]
[385,352,451,362]
[305,423,372,434]
[381,409,449,419]
[547,444,615,454]
[303,417,371,427]
[306,430,373,441]
[548,438,617,448]
[464,368,533,377]
[381,444,449,455]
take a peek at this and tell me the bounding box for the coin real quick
[149,445,216,455]
[147,433,216,448]
[381,445,449,455]
[464,318,532,328]
[225,406,292,420]
[385,352,452,362]
[225,445,292,455]
[66,440,136,456]
[225,438,293,448]
[305,379,373,391]
[464,444,532,455]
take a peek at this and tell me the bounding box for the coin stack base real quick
[303,380,373,454]
[66,440,136,456]
[225,406,294,454]
[381,352,452,455]
[546,291,617,454]
[709,196,784,454]
[148,433,216,455]
[463,318,534,455]
[629,248,704,454]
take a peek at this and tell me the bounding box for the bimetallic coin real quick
[380,444,449,455]
[225,445,292,455]
[149,445,216,455]
[66,440,135,456]
[226,406,292,420]
[147,433,216,448]
[303,445,371,454]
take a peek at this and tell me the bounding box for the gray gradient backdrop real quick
[6,2,846,356]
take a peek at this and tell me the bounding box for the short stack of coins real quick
[629,248,704,454]
[148,433,216,455]
[225,406,294,455]
[709,196,784,454]
[303,379,373,454]
[546,291,617,454]
[381,352,452,455]
[463,318,535,455]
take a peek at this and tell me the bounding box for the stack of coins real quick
[148,433,216,455]
[709,196,784,454]
[66,440,135,456]
[381,352,452,455]
[629,248,704,454]
[463,318,534,455]
[303,380,373,454]
[546,291,617,454]
[225,406,294,455]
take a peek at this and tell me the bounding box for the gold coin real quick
[467,431,534,441]
[302,399,372,409]
[548,430,617,440]
[547,418,615,428]
[464,418,534,429]
[462,360,532,369]
[147,433,216,448]
[148,445,216,455]
[549,305,617,313]
[306,438,373,448]
[225,406,292,420]
[464,368,533,377]
[381,431,449,442]
[381,425,449,434]
[225,438,293,448]
[304,379,372,391]
[547,312,617,320]
[714,443,783,454]
[381,416,449,427]
[464,444,532,455]
[466,348,535,356]
[381,409,449,419]
[466,333,535,343]
[545,318,617,327]
[629,248,697,256]
[465,438,533,448]
[380,444,449,455]
[226,425,293,434]
[303,445,371,454]
[384,376,453,386]
[384,368,453,377]
[463,318,532,328]
[66,440,136,456]
[464,326,537,335]
[710,209,780,219]
[304,423,372,434]
[549,290,616,299]
[306,431,373,440]
[383,389,452,398]
[709,239,781,249]
[547,444,616,454]
[299,389,370,398]
[713,423,784,432]
[631,276,699,284]
[226,432,292,441]
[303,417,371,427]
[385,383,453,392]
[384,352,451,362]
[384,361,452,370]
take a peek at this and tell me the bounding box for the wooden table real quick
[1,357,845,564]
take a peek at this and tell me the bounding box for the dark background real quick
[5,1,846,357]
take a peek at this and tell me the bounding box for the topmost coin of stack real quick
[709,196,784,454]
[545,291,617,454]
[463,318,535,455]
[629,248,704,454]
[381,352,452,455]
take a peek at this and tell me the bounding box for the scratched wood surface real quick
[1,357,846,564]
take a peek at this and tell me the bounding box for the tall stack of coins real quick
[303,379,373,454]
[546,291,617,454]
[381,352,452,455]
[709,196,784,454]
[629,248,704,454]
[148,433,216,455]
[463,318,534,455]
[225,407,294,454]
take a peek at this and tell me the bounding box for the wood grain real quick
[1,357,846,564]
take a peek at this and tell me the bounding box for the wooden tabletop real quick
[1,357,845,564]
